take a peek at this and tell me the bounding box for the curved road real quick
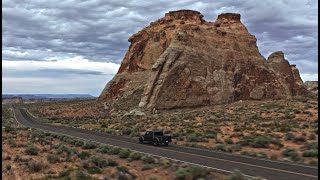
[12,107,318,180]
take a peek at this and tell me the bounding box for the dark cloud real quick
[2,0,318,95]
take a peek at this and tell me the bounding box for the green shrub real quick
[75,140,84,147]
[282,148,301,162]
[82,142,97,149]
[240,151,257,157]
[117,166,129,173]
[251,136,271,148]
[175,167,189,180]
[186,133,208,142]
[56,144,71,154]
[142,164,154,171]
[47,154,59,163]
[293,136,306,143]
[224,138,234,144]
[79,151,91,160]
[226,169,246,180]
[285,133,295,140]
[302,150,318,157]
[86,166,102,174]
[28,161,46,172]
[25,144,39,155]
[175,165,209,180]
[188,165,209,179]
[108,147,121,155]
[6,164,11,171]
[306,142,318,150]
[107,159,118,167]
[231,144,242,152]
[89,156,108,168]
[129,152,142,161]
[214,144,232,152]
[122,128,132,135]
[118,148,131,159]
[141,155,155,164]
[96,144,111,154]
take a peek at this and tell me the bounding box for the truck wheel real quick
[153,140,159,146]
[164,142,169,146]
[139,138,143,144]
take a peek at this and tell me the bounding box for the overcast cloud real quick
[2,0,318,96]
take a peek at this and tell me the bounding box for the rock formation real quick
[304,81,318,95]
[98,10,307,110]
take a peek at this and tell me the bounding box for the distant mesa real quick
[98,10,308,110]
[2,94,95,100]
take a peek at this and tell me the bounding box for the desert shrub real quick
[79,151,91,160]
[251,136,272,148]
[224,138,234,144]
[100,123,108,128]
[4,126,16,133]
[175,165,209,180]
[305,142,318,150]
[240,151,257,157]
[186,133,208,142]
[6,164,11,171]
[214,144,232,152]
[285,133,295,140]
[86,166,102,174]
[107,159,118,166]
[226,169,246,180]
[231,144,242,152]
[75,169,91,179]
[28,161,46,172]
[141,155,155,164]
[117,166,129,173]
[302,150,318,157]
[75,140,84,147]
[293,136,306,143]
[142,164,154,171]
[122,128,133,135]
[47,154,59,164]
[118,148,131,159]
[96,144,111,154]
[56,144,71,154]
[238,135,282,148]
[25,144,39,155]
[129,152,142,161]
[282,148,301,162]
[188,165,209,179]
[175,167,190,180]
[89,156,108,168]
[309,133,316,140]
[82,142,97,149]
[108,147,121,155]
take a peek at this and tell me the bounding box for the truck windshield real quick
[154,132,163,136]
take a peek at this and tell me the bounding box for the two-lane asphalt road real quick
[12,107,318,180]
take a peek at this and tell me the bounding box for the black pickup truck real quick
[139,130,172,146]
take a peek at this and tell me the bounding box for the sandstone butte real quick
[98,10,308,110]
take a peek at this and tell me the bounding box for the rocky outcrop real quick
[305,81,318,95]
[98,10,307,110]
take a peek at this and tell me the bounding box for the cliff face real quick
[98,10,307,110]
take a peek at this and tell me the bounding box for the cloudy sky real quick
[2,0,318,96]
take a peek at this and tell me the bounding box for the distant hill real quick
[2,94,95,99]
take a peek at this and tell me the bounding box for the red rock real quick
[98,10,307,110]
